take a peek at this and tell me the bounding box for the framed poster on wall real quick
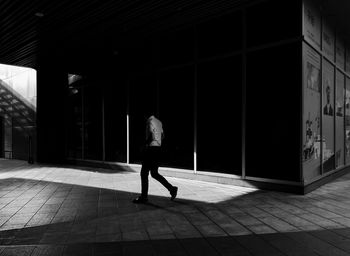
[335,71,345,168]
[303,0,321,50]
[322,60,335,173]
[303,43,321,181]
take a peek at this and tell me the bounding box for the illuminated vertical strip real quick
[194,151,197,173]
[126,79,130,164]
[242,8,246,179]
[194,25,198,174]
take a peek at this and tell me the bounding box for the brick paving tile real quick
[0,246,36,256]
[151,239,186,256]
[258,216,300,232]
[332,228,350,239]
[122,230,149,241]
[1,160,350,255]
[234,234,285,256]
[122,240,155,256]
[179,238,220,256]
[30,245,65,256]
[261,233,319,256]
[39,232,70,244]
[285,231,350,256]
[308,230,350,253]
[298,213,346,229]
[206,236,251,256]
[332,217,350,227]
[246,224,277,234]
[62,244,94,256]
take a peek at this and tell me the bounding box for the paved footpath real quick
[0,159,350,255]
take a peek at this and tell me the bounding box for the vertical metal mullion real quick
[102,88,105,162]
[319,14,324,176]
[333,66,336,169]
[300,0,304,184]
[334,69,336,170]
[81,86,85,160]
[300,42,305,184]
[194,25,198,173]
[320,57,324,175]
[126,79,130,164]
[242,8,247,179]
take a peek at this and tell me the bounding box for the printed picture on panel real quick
[336,91,344,117]
[306,62,320,92]
[303,61,321,162]
[323,79,334,116]
[304,112,321,161]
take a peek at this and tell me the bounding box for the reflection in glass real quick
[0,64,36,160]
[67,74,83,159]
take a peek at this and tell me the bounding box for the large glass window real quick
[66,74,103,161]
[83,83,103,160]
[197,56,242,174]
[159,67,194,169]
[104,80,127,162]
[129,74,157,164]
[246,44,301,181]
[67,75,83,159]
[0,64,36,161]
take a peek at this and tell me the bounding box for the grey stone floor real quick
[0,159,350,255]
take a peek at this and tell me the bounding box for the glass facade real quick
[197,56,242,174]
[0,64,36,161]
[67,75,83,159]
[159,67,194,169]
[104,79,127,162]
[129,74,157,164]
[66,74,127,162]
[63,0,301,180]
[60,0,350,188]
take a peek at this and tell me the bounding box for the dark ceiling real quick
[0,0,249,70]
[0,0,349,70]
